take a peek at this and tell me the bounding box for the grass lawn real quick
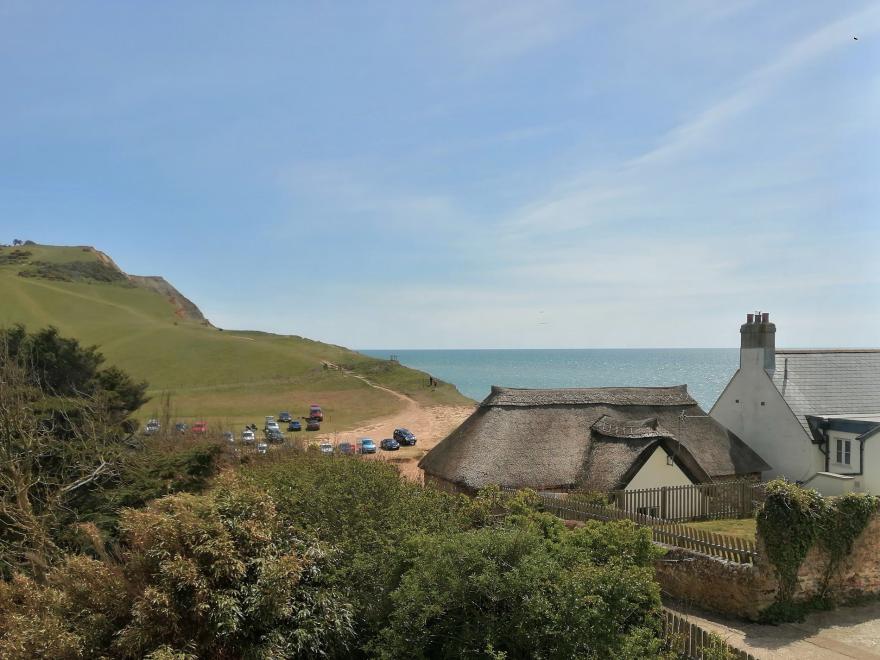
[687,518,757,540]
[0,244,473,430]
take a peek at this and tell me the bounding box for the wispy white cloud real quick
[450,0,586,63]
[275,161,471,235]
[509,3,880,234]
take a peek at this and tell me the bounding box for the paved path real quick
[668,600,880,659]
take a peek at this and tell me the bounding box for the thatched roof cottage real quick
[419,385,769,495]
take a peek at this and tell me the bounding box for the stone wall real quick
[656,512,880,620]
[655,546,777,620]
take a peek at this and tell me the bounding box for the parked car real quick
[338,442,355,455]
[266,428,284,443]
[192,421,208,434]
[144,419,160,435]
[308,404,323,421]
[257,442,268,454]
[358,438,377,454]
[242,429,256,444]
[319,442,333,455]
[175,422,188,434]
[306,418,320,431]
[380,438,400,451]
[288,420,302,432]
[393,428,416,446]
[278,411,292,423]
[265,420,280,433]
[223,431,235,443]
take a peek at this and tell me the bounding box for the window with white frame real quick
[835,438,851,466]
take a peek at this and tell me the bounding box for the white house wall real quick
[625,446,694,490]
[622,446,701,518]
[862,439,880,495]
[711,350,815,481]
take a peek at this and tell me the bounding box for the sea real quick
[360,349,739,411]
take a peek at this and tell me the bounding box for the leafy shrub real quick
[370,519,664,659]
[245,456,669,657]
[242,452,476,641]
[115,478,354,658]
[0,480,354,658]
[69,438,223,536]
[0,555,128,659]
[0,249,32,265]
[18,259,130,284]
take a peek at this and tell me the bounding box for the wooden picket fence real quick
[663,608,758,660]
[533,492,758,564]
[605,480,762,523]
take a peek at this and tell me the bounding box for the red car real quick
[308,404,323,421]
[191,421,208,434]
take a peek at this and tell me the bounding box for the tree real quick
[0,352,124,575]
[1,325,148,422]
[370,518,666,660]
[0,327,148,573]
[12,239,21,246]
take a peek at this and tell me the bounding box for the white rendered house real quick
[710,312,880,493]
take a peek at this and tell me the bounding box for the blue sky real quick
[2,1,878,349]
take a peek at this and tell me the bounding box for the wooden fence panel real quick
[605,480,759,523]
[662,609,758,660]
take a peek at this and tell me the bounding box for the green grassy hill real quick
[0,244,471,430]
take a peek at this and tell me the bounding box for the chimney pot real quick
[739,310,776,372]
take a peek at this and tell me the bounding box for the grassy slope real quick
[0,244,471,431]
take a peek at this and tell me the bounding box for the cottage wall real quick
[711,354,815,482]
[626,446,694,490]
[657,512,880,620]
[862,437,880,494]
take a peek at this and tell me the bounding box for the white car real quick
[257,442,268,454]
[242,429,256,444]
[266,421,280,432]
[319,442,333,455]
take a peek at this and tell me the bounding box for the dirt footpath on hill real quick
[312,380,475,483]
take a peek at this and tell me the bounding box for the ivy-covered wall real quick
[657,481,880,622]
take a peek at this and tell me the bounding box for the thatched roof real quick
[419,385,770,492]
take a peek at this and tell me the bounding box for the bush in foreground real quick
[0,478,353,659]
[371,520,664,659]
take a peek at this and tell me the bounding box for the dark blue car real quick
[288,420,302,432]
[380,438,400,451]
[393,428,416,446]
